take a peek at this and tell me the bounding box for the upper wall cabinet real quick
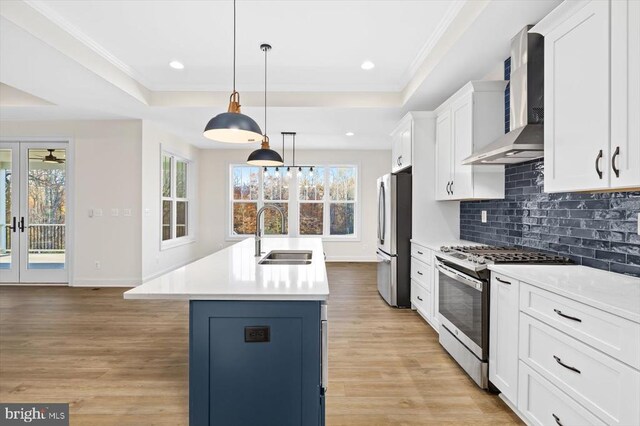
[391,114,414,173]
[533,0,640,192]
[435,81,507,201]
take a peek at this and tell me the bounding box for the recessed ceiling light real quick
[169,60,185,70]
[361,61,375,70]
[346,132,355,136]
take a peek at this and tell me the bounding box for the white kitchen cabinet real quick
[391,114,413,173]
[533,0,640,192]
[611,0,640,189]
[435,81,506,201]
[410,242,438,332]
[489,273,520,405]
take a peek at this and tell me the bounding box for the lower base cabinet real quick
[518,362,607,426]
[190,300,324,426]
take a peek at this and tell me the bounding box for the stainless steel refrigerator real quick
[376,173,412,307]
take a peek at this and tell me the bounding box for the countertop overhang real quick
[488,264,640,323]
[124,237,329,301]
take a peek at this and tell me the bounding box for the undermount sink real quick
[258,250,313,265]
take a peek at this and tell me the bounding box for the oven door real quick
[436,259,488,361]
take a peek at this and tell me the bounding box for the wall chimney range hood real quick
[463,26,544,165]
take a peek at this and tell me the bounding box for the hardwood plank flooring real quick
[0,263,521,425]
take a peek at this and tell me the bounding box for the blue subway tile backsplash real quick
[460,57,639,278]
[460,160,640,277]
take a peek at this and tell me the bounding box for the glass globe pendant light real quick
[203,0,263,143]
[247,43,284,166]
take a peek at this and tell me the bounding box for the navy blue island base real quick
[189,300,325,426]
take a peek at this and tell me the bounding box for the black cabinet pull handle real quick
[417,251,423,255]
[450,181,454,195]
[19,217,25,232]
[446,181,451,195]
[552,414,563,426]
[417,296,423,301]
[553,355,581,374]
[398,155,403,166]
[417,271,423,275]
[595,150,603,179]
[554,309,582,323]
[612,146,620,178]
[10,216,17,233]
[496,277,511,285]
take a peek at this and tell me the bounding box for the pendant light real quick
[247,43,284,166]
[203,0,262,143]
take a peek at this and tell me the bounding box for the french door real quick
[0,142,69,283]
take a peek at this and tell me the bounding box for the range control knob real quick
[476,258,486,264]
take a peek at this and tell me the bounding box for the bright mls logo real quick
[0,403,68,426]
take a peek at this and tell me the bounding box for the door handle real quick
[19,217,25,232]
[595,150,603,179]
[553,355,581,374]
[9,216,17,232]
[553,309,582,323]
[612,146,620,178]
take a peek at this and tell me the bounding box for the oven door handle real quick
[435,261,483,291]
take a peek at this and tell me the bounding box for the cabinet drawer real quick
[520,283,640,368]
[411,257,431,287]
[518,361,607,426]
[411,279,431,319]
[520,314,640,426]
[410,244,431,265]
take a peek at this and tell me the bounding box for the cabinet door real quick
[489,273,520,404]
[435,111,452,200]
[451,95,474,199]
[400,123,412,170]
[391,132,401,173]
[544,0,611,192]
[611,0,640,189]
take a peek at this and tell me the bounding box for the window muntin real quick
[161,153,191,245]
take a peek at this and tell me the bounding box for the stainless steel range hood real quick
[463,26,544,165]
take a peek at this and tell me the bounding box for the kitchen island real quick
[124,237,329,426]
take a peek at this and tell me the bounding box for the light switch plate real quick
[481,210,488,223]
[111,208,119,217]
[123,208,132,217]
[94,209,103,217]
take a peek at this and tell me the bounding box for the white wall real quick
[0,120,143,285]
[198,148,390,261]
[141,121,201,280]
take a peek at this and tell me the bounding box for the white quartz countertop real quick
[124,237,329,301]
[410,238,477,252]
[489,264,640,323]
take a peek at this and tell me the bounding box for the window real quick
[162,152,192,246]
[229,164,357,239]
[231,166,290,236]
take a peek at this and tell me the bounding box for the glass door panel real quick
[0,145,19,282]
[19,146,67,282]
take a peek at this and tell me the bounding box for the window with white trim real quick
[162,152,191,245]
[229,164,357,239]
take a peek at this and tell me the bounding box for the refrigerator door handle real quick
[380,182,386,244]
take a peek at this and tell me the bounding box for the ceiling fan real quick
[29,149,65,164]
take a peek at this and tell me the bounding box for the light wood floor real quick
[0,263,521,425]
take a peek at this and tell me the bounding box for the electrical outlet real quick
[481,210,488,223]
[95,261,101,270]
[144,208,151,217]
[123,208,132,217]
[111,208,119,217]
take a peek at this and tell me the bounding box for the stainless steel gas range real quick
[434,245,572,389]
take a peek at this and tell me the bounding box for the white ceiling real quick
[31,0,454,92]
[0,0,562,150]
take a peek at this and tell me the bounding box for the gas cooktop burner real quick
[439,245,573,266]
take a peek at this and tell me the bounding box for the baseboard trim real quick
[71,278,140,287]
